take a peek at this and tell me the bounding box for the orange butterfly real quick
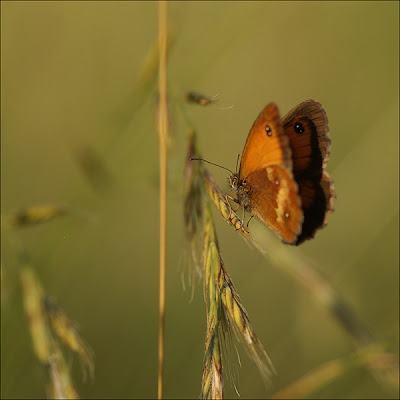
[229,100,335,245]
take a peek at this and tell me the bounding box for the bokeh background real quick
[1,1,399,399]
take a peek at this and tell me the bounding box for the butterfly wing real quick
[282,100,335,244]
[238,103,302,244]
[321,171,335,223]
[245,166,303,243]
[282,99,330,174]
[239,103,292,179]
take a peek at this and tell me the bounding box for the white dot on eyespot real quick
[275,180,279,185]
[285,212,289,218]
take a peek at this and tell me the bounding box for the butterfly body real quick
[231,100,335,245]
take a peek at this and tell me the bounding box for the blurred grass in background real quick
[1,1,398,399]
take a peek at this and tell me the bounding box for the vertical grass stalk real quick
[157,1,168,399]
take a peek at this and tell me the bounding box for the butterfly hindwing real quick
[245,165,303,244]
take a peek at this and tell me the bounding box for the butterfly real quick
[228,100,335,245]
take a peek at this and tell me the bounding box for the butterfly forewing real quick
[239,103,292,180]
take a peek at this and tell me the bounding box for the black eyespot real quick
[294,122,304,134]
[265,125,272,136]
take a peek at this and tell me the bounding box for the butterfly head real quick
[228,173,239,190]
[229,174,252,210]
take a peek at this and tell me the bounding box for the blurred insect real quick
[184,91,233,110]
[185,91,219,106]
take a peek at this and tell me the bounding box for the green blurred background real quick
[1,1,399,399]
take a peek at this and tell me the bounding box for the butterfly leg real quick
[246,215,254,230]
[224,194,247,231]
[225,194,240,212]
[240,204,251,233]
[233,204,247,233]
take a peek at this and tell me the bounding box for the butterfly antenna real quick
[190,158,234,175]
[235,154,240,174]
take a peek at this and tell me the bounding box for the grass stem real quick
[157,1,168,399]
